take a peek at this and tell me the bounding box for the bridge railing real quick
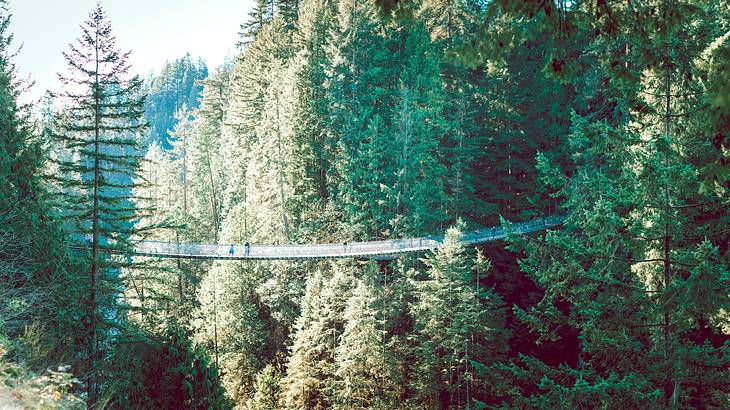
[74,214,567,260]
[134,236,444,259]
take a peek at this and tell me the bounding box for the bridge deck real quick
[114,215,565,260]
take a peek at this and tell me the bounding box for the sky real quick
[9,0,254,104]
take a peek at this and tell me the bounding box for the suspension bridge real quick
[74,214,565,261]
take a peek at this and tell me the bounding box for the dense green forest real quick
[1,0,728,408]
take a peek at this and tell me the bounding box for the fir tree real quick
[226,17,295,243]
[334,276,399,409]
[419,0,487,223]
[240,0,276,43]
[497,0,730,407]
[247,364,284,410]
[49,4,149,405]
[282,271,327,409]
[386,18,450,236]
[0,0,86,371]
[326,0,401,238]
[289,0,338,226]
[194,262,266,402]
[188,68,228,242]
[411,223,508,408]
[283,265,357,409]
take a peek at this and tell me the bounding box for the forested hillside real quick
[1,0,728,409]
[142,54,208,148]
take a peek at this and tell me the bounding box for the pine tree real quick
[188,68,228,242]
[697,28,730,193]
[128,139,207,324]
[0,0,36,234]
[386,18,450,236]
[327,2,457,239]
[334,276,398,409]
[419,0,487,223]
[240,0,276,43]
[0,0,86,370]
[411,223,508,408]
[288,0,337,227]
[283,265,357,409]
[226,16,295,243]
[247,364,283,410]
[473,12,577,222]
[168,109,195,217]
[245,46,295,242]
[326,0,401,239]
[194,262,266,402]
[49,4,149,405]
[282,271,327,409]
[495,0,730,407]
[126,143,177,320]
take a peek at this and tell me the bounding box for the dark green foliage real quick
[0,0,86,371]
[697,28,730,194]
[288,0,337,228]
[3,0,728,408]
[104,325,230,409]
[48,4,157,405]
[276,0,301,22]
[420,0,488,224]
[325,0,401,239]
[477,35,575,221]
[411,224,509,408]
[493,0,730,407]
[333,266,400,408]
[327,1,451,238]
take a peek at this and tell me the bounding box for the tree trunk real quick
[661,0,675,404]
[87,26,101,408]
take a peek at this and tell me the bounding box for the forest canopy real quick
[0,0,728,409]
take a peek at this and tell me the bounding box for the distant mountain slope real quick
[143,53,208,148]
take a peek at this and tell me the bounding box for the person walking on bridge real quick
[229,243,235,256]
[244,242,250,257]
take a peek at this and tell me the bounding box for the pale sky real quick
[9,0,254,103]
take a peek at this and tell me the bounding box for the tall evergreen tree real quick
[419,0,487,223]
[493,0,730,407]
[334,275,399,409]
[240,0,276,42]
[0,0,87,373]
[283,265,357,409]
[194,262,266,402]
[411,224,509,408]
[386,18,450,236]
[282,271,327,409]
[247,364,284,410]
[326,0,402,239]
[288,0,338,228]
[49,4,149,405]
[228,16,297,243]
[188,68,228,242]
